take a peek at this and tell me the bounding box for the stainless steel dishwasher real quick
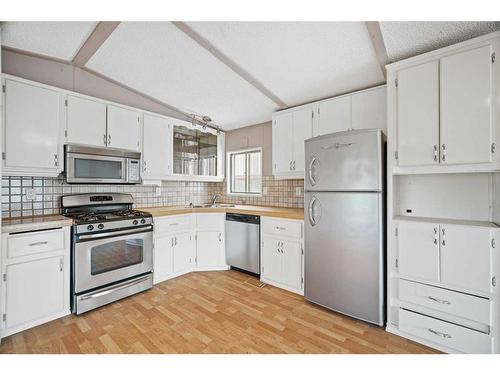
[225,213,260,275]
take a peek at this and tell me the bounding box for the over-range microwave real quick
[65,144,141,184]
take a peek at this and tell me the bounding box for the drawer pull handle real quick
[427,296,451,305]
[29,241,48,246]
[428,328,452,339]
[276,226,286,231]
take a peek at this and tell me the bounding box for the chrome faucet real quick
[211,193,220,206]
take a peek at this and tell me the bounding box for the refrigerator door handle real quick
[308,196,319,226]
[308,157,318,186]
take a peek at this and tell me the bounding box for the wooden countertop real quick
[141,204,304,220]
[2,215,73,234]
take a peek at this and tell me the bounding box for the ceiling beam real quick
[72,22,121,67]
[172,21,287,108]
[365,22,389,80]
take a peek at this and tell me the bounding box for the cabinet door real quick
[292,107,313,173]
[173,231,194,274]
[5,256,64,329]
[4,79,61,171]
[66,95,107,147]
[153,236,173,284]
[440,225,492,294]
[440,45,493,165]
[106,104,141,151]
[281,239,302,290]
[196,230,224,268]
[272,112,294,174]
[143,114,172,179]
[351,87,387,133]
[397,61,440,166]
[398,221,440,282]
[261,236,282,284]
[316,96,350,136]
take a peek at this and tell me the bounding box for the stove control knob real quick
[140,218,146,224]
[98,224,104,230]
[87,224,94,231]
[133,220,138,225]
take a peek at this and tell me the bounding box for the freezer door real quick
[304,191,385,326]
[305,129,384,192]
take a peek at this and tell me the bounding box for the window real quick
[228,149,262,195]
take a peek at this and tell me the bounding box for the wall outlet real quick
[155,186,162,197]
[262,187,268,196]
[25,188,36,201]
[295,187,302,197]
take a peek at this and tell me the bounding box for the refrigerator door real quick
[305,129,384,192]
[304,191,385,326]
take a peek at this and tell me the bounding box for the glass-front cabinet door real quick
[172,121,222,179]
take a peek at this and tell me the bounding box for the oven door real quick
[66,152,128,184]
[73,226,153,293]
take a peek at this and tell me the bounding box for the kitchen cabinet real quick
[194,213,227,270]
[66,95,107,147]
[142,113,172,180]
[2,78,63,177]
[397,219,495,296]
[173,231,195,275]
[272,106,313,179]
[106,104,141,151]
[260,217,304,294]
[316,96,350,136]
[153,236,174,284]
[1,227,70,338]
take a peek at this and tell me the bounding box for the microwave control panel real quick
[128,159,141,182]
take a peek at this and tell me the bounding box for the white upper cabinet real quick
[440,45,493,165]
[351,86,387,132]
[272,106,313,179]
[66,95,107,147]
[142,113,172,180]
[3,78,63,176]
[397,61,440,167]
[106,104,141,151]
[316,96,350,136]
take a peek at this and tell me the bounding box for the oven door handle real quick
[79,275,151,300]
[76,225,153,241]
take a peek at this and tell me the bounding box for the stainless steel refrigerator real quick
[304,129,385,326]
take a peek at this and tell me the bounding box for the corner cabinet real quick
[2,77,64,177]
[260,217,304,295]
[272,106,313,179]
[389,34,500,173]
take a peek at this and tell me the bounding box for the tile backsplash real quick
[1,175,304,219]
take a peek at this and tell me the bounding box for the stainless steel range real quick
[61,193,153,314]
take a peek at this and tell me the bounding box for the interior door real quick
[196,230,223,267]
[143,113,171,179]
[173,231,193,274]
[261,235,282,284]
[440,225,492,294]
[66,95,107,147]
[281,239,302,290]
[5,256,64,329]
[272,112,294,174]
[396,61,440,166]
[398,221,440,283]
[4,79,61,171]
[316,96,351,136]
[304,191,384,325]
[106,104,141,151]
[440,45,493,165]
[292,107,313,173]
[153,236,173,283]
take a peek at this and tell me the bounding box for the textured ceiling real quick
[380,21,500,62]
[86,22,277,130]
[186,22,385,106]
[1,22,97,60]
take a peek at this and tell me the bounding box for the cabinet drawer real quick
[399,279,490,325]
[399,309,491,353]
[196,213,225,230]
[155,215,192,235]
[7,229,65,259]
[262,218,302,239]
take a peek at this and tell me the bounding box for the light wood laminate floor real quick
[0,270,437,354]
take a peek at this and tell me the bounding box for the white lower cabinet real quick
[173,231,195,274]
[194,213,227,270]
[260,217,304,295]
[1,227,70,338]
[153,236,174,283]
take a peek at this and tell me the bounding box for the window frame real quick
[226,147,263,197]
